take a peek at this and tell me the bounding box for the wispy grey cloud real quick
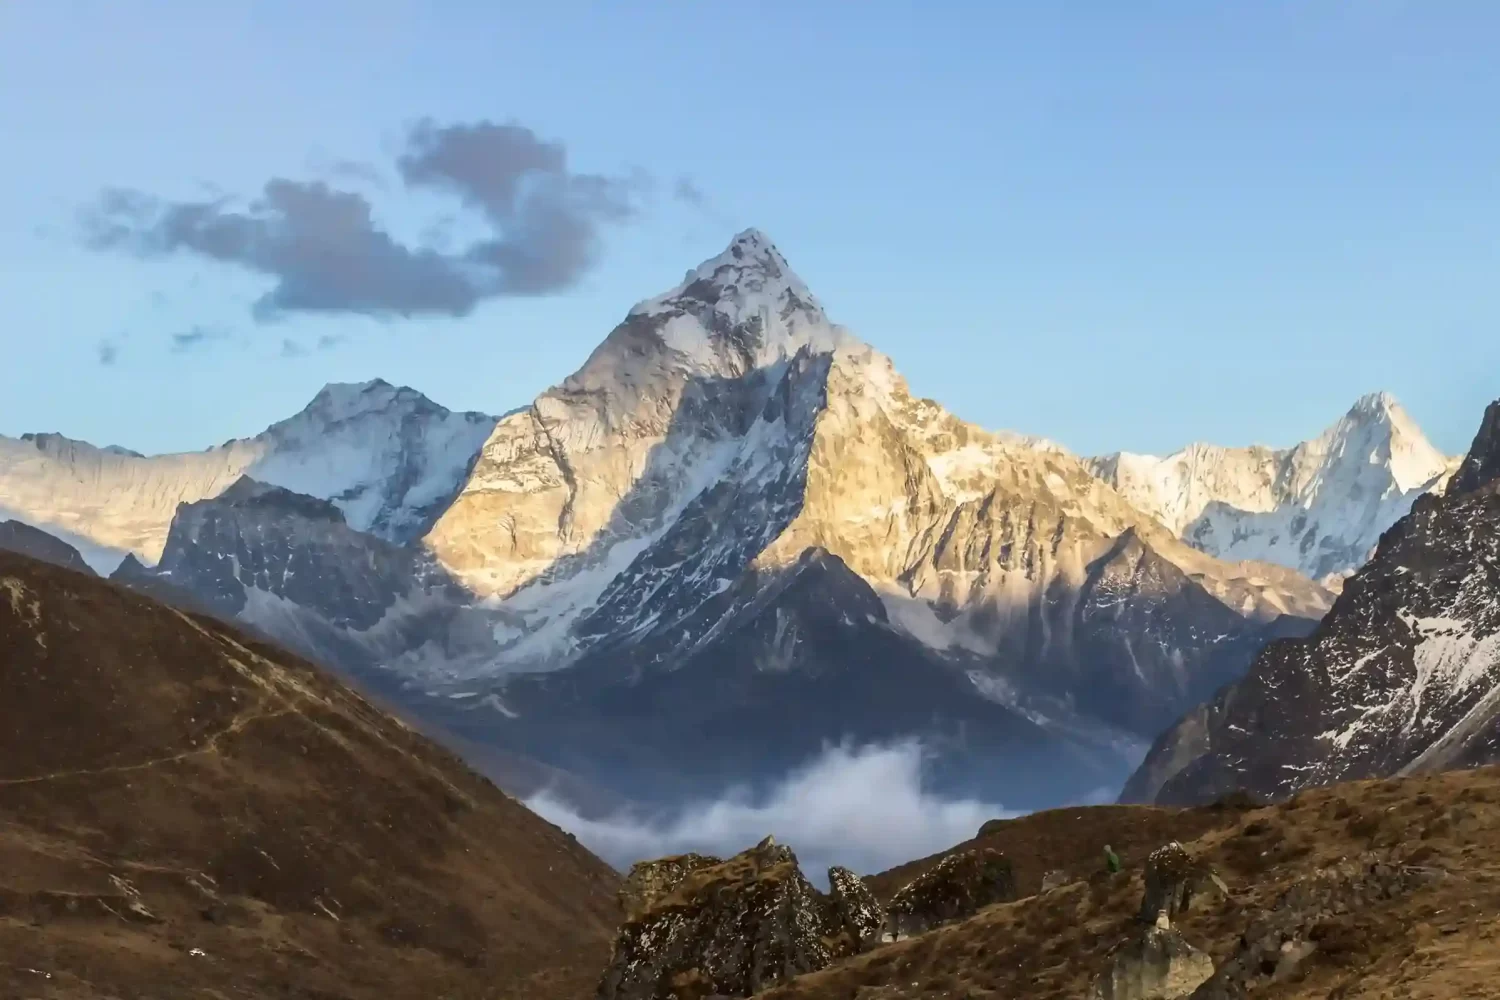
[81,119,649,323]
[525,740,1019,884]
[96,340,120,366]
[169,325,230,352]
[673,176,707,207]
[280,332,344,358]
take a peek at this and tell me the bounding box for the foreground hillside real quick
[750,765,1500,999]
[0,550,619,1000]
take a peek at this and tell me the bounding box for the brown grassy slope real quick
[763,766,1500,1000]
[0,551,621,1000]
[866,802,1249,902]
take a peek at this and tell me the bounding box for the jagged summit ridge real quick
[568,229,849,395]
[1091,391,1457,582]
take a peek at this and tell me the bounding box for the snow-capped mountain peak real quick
[1307,391,1451,495]
[566,229,850,395]
[304,377,403,414]
[0,381,499,571]
[1090,392,1458,582]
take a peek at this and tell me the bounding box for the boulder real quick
[826,866,885,950]
[885,848,1016,940]
[1040,869,1074,893]
[596,837,860,1000]
[1091,923,1214,1000]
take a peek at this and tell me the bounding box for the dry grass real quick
[0,551,621,1000]
[761,767,1500,1000]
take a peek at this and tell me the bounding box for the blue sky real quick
[2,1,1497,457]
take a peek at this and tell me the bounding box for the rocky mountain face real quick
[1123,400,1500,806]
[0,230,1354,809]
[0,380,496,572]
[114,475,472,677]
[1091,393,1457,587]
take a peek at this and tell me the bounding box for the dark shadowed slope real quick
[0,520,95,575]
[0,550,619,1000]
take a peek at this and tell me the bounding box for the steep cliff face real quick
[1124,400,1500,806]
[117,476,472,677]
[1091,393,1458,585]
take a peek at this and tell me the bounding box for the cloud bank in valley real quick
[525,740,1022,885]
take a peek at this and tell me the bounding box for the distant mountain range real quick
[0,229,1464,810]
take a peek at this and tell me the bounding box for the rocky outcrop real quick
[1128,397,1500,806]
[827,866,885,950]
[596,837,859,1000]
[618,854,723,918]
[1091,922,1214,1000]
[885,849,1016,940]
[1189,856,1442,998]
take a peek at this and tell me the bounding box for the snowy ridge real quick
[1091,392,1458,583]
[0,380,497,571]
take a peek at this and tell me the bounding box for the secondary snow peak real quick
[1090,391,1456,581]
